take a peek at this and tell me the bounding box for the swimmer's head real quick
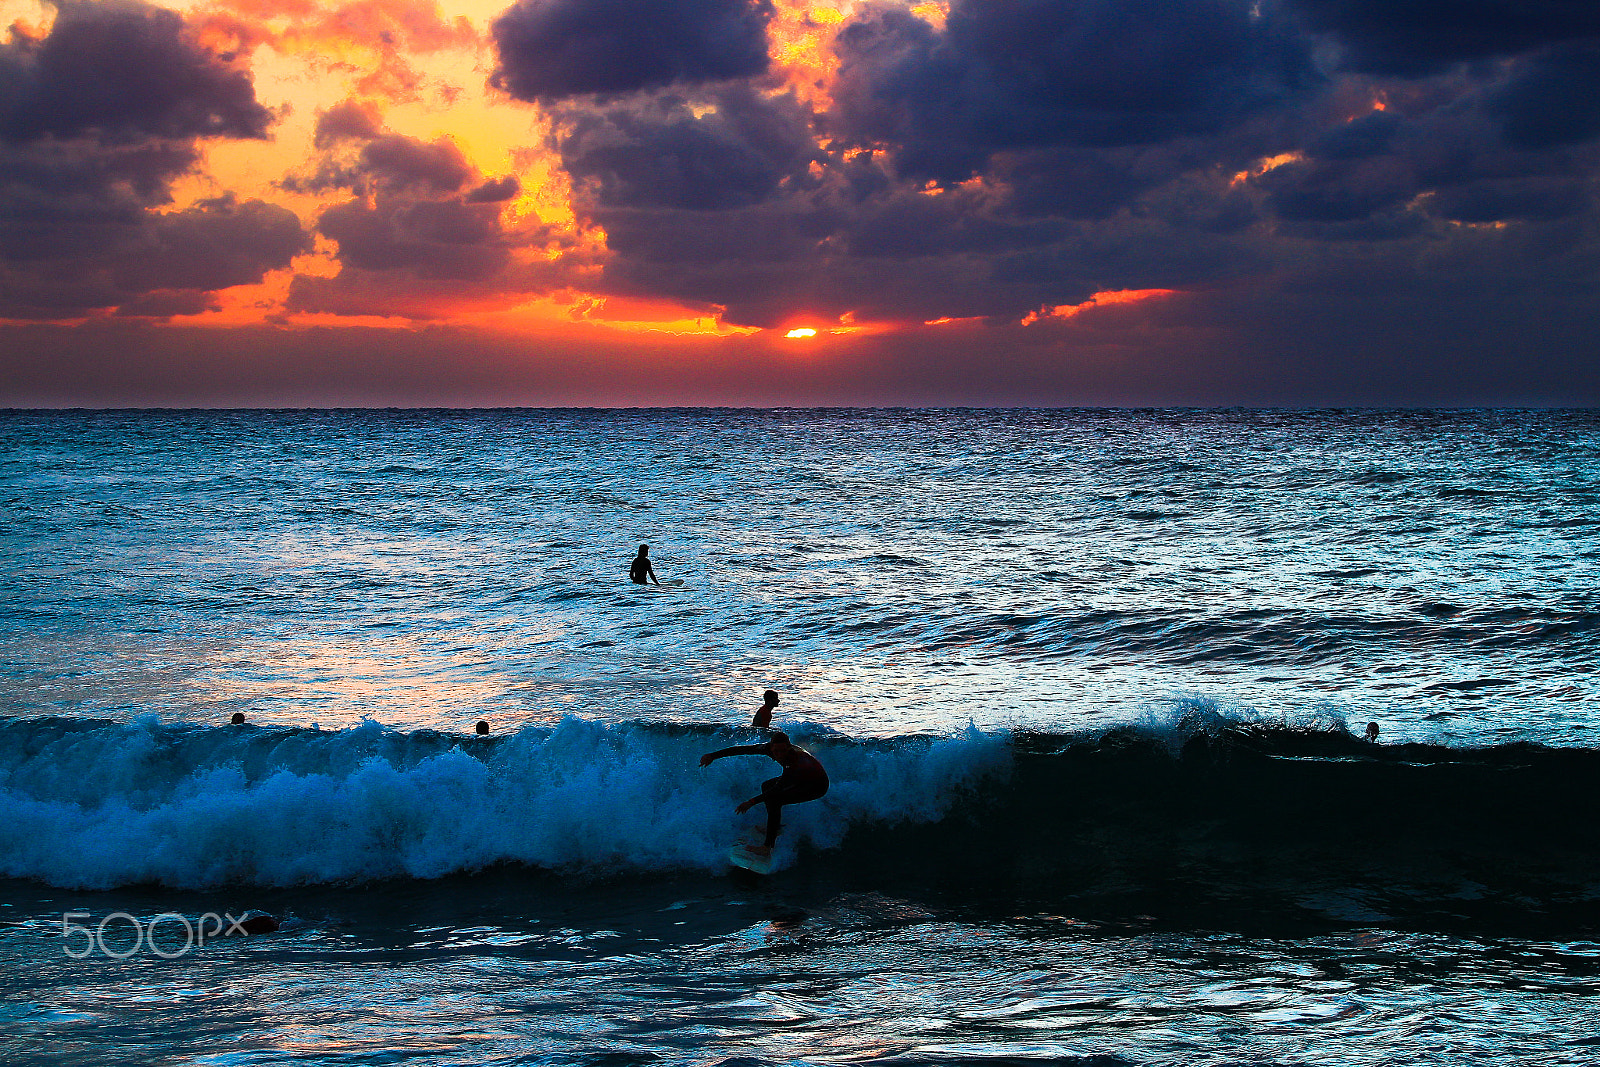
[475,720,489,735]
[638,544,649,554]
[1364,722,1380,741]
[768,730,790,744]
[229,712,245,725]
[762,690,779,705]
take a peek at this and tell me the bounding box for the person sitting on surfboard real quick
[629,544,659,585]
[700,731,828,857]
[752,690,779,729]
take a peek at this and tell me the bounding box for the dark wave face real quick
[865,723,1600,936]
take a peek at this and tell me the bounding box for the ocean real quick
[1,407,1597,1065]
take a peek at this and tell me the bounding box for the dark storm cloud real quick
[123,195,310,291]
[1261,46,1600,233]
[992,142,1250,221]
[0,0,272,143]
[554,86,817,210]
[826,0,1317,182]
[1428,176,1585,223]
[1305,109,1400,160]
[1485,41,1600,149]
[316,197,508,280]
[113,289,219,318]
[0,140,197,261]
[0,190,310,318]
[1284,0,1600,76]
[489,0,774,102]
[545,82,1091,325]
[1257,155,1417,223]
[0,0,304,319]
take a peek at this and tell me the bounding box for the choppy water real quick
[2,408,1598,1065]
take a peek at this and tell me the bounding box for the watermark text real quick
[62,911,254,959]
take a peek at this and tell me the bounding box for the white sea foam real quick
[0,715,1011,889]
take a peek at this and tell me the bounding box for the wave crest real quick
[0,715,1011,889]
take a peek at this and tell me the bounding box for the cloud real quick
[359,134,473,193]
[0,0,272,143]
[0,0,305,319]
[284,114,560,314]
[1428,176,1585,223]
[1284,0,1600,76]
[530,0,1600,342]
[124,194,310,291]
[316,195,507,278]
[490,0,775,101]
[465,175,521,203]
[0,187,310,319]
[114,289,221,318]
[280,130,475,195]
[314,99,385,147]
[8,0,1600,405]
[200,0,479,104]
[554,85,818,209]
[825,0,1317,182]
[1485,41,1600,149]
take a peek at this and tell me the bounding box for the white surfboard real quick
[728,842,774,875]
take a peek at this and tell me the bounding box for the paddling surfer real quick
[629,544,659,585]
[700,731,828,857]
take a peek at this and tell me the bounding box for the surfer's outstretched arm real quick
[699,745,766,766]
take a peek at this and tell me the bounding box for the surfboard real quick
[728,824,774,874]
[728,842,774,875]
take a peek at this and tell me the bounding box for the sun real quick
[785,328,818,339]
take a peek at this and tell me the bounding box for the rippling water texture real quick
[3,409,1598,740]
[2,409,1598,1066]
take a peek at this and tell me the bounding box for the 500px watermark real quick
[62,912,255,959]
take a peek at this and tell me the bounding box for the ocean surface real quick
[1,407,1597,1065]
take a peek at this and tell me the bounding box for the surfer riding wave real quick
[700,731,829,856]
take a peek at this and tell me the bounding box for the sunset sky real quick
[2,0,1598,405]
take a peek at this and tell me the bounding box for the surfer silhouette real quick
[752,690,779,729]
[629,544,659,585]
[700,731,828,856]
[1364,721,1380,743]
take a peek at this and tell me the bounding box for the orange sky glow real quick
[0,0,998,343]
[4,0,1596,407]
